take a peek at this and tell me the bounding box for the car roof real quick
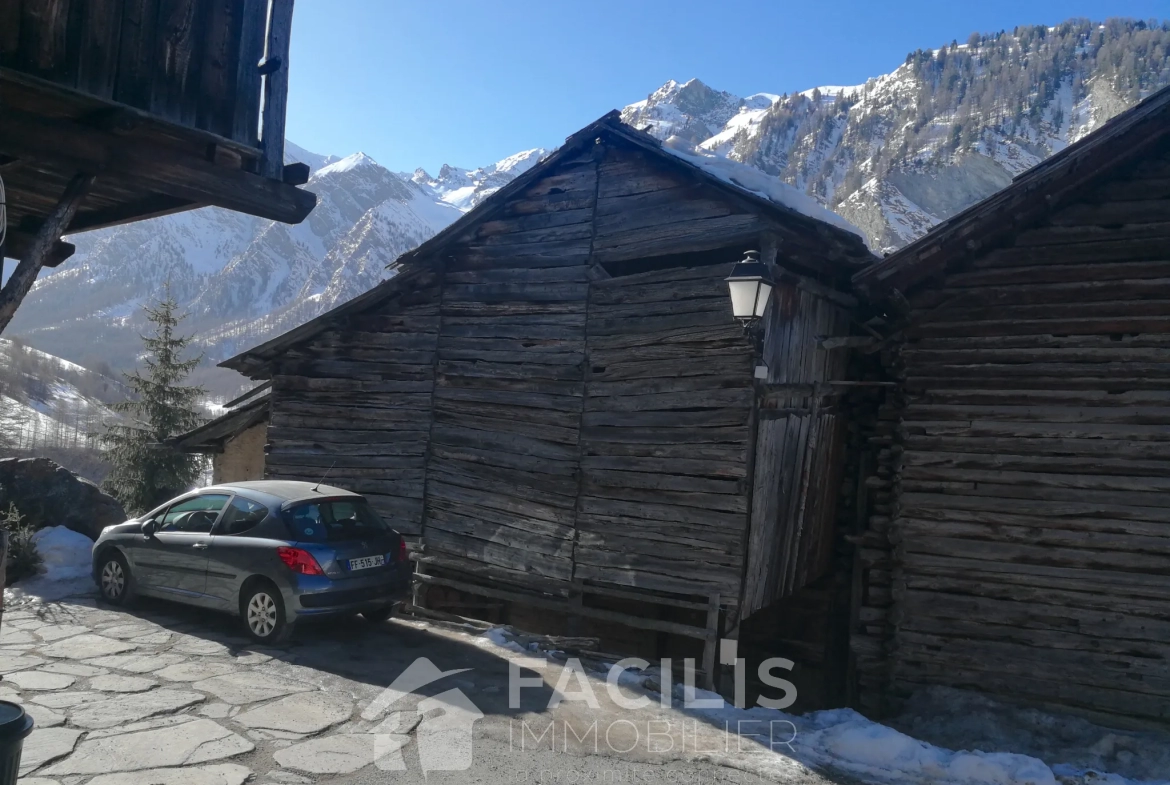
[202,480,362,507]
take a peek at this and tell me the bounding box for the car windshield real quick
[283,499,389,543]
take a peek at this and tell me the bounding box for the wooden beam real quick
[0,107,315,224]
[259,0,294,180]
[67,195,197,234]
[0,174,93,335]
[413,572,716,641]
[1,231,75,267]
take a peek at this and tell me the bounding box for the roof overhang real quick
[221,111,876,379]
[0,68,316,255]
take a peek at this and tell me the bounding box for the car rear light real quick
[397,538,408,563]
[277,546,324,576]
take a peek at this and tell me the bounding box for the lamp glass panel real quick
[753,281,773,318]
[727,279,761,319]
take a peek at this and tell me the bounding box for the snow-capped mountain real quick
[410,148,546,210]
[623,20,1170,252]
[8,18,1168,377]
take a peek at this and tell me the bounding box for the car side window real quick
[217,496,268,536]
[159,494,230,534]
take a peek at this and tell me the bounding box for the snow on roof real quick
[660,139,868,244]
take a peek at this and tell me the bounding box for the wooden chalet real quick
[850,84,1170,727]
[223,112,875,689]
[0,0,316,333]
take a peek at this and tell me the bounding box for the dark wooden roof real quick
[0,0,314,266]
[172,389,270,453]
[221,111,875,378]
[853,83,1170,299]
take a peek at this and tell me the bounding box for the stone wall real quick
[212,422,267,484]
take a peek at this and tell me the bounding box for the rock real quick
[36,624,91,642]
[234,692,352,734]
[273,734,383,775]
[0,654,44,673]
[0,457,126,540]
[4,670,75,690]
[41,634,136,659]
[28,691,105,709]
[198,703,233,719]
[85,652,187,673]
[39,661,107,677]
[69,688,205,730]
[43,718,254,775]
[89,674,157,693]
[19,701,65,728]
[191,672,314,704]
[153,661,237,683]
[18,727,82,774]
[84,764,252,785]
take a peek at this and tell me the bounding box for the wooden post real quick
[258,0,294,180]
[0,173,92,335]
[701,593,720,691]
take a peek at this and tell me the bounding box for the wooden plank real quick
[258,0,292,178]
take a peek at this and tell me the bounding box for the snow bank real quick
[661,141,870,244]
[4,526,95,606]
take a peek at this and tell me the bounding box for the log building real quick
[0,0,316,334]
[223,112,875,689]
[221,84,1170,726]
[851,84,1170,727]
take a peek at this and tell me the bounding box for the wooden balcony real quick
[0,0,316,262]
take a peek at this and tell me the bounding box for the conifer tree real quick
[100,288,205,514]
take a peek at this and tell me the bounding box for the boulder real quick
[0,458,127,539]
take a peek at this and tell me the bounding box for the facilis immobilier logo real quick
[362,640,798,774]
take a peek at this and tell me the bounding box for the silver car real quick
[91,481,411,643]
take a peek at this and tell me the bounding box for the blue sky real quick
[287,1,1167,174]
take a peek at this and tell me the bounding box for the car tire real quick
[241,583,294,644]
[361,605,395,623]
[97,551,135,606]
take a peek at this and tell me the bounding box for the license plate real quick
[348,555,385,571]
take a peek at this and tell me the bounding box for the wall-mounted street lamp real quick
[725,250,773,329]
[726,249,774,380]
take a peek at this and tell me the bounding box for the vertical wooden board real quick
[259,0,293,177]
[0,0,21,65]
[149,0,204,126]
[17,0,71,78]
[741,416,786,615]
[769,413,811,599]
[113,0,160,110]
[75,0,125,97]
[196,0,243,137]
[231,0,265,145]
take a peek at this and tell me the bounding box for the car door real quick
[140,494,230,598]
[204,495,274,607]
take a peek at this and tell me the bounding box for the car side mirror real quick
[142,520,159,537]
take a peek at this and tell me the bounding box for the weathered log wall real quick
[423,148,598,586]
[578,263,754,600]
[879,150,1170,725]
[266,270,442,535]
[262,135,858,625]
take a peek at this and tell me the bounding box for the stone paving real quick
[0,592,837,785]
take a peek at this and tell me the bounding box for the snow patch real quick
[5,526,95,606]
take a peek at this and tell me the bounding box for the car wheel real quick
[361,605,395,623]
[242,583,293,644]
[98,551,134,605]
